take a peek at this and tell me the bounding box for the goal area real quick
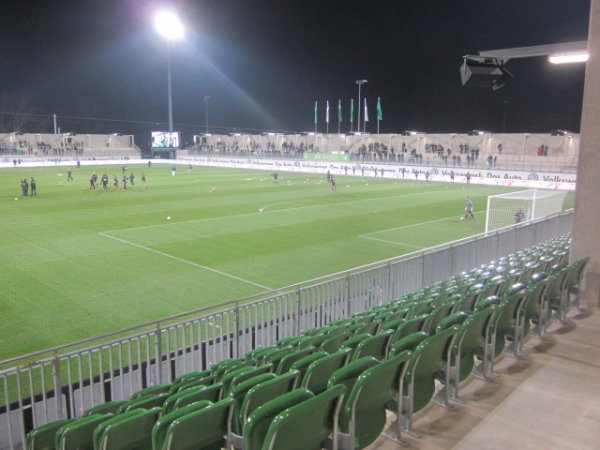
[485,189,567,233]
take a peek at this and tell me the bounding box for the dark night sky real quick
[0,0,590,137]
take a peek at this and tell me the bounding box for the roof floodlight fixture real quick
[154,11,184,41]
[548,52,589,64]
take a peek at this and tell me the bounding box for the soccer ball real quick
[259,208,263,212]
[14,197,19,201]
[460,217,465,221]
[167,216,172,221]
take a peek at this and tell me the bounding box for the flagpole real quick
[355,79,367,133]
[314,101,317,134]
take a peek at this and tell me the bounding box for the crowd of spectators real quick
[0,139,84,156]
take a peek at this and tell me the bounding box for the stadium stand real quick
[23,233,589,449]
[0,132,139,160]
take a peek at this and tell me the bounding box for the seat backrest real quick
[117,392,170,414]
[82,400,126,417]
[227,364,273,394]
[94,407,161,450]
[162,398,234,450]
[130,384,171,400]
[26,419,74,450]
[239,370,300,426]
[219,366,257,394]
[341,333,372,352]
[350,329,394,362]
[163,383,222,415]
[55,413,112,450]
[172,369,211,386]
[435,312,468,333]
[228,373,277,435]
[389,314,428,346]
[389,331,428,357]
[171,374,217,393]
[92,409,146,450]
[423,302,456,335]
[341,351,412,449]
[261,385,346,450]
[319,333,350,354]
[405,325,459,413]
[243,389,314,450]
[290,351,328,379]
[276,347,315,375]
[491,292,527,356]
[327,357,379,394]
[301,348,352,395]
[453,307,497,382]
[152,400,212,450]
[300,333,329,349]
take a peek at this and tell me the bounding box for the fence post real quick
[387,261,392,302]
[52,351,64,419]
[346,273,352,317]
[234,302,240,358]
[155,323,162,384]
[295,287,301,335]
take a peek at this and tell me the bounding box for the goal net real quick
[485,189,567,233]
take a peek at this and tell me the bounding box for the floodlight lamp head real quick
[460,56,512,90]
[355,79,368,84]
[154,11,184,41]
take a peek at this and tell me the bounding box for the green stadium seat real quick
[130,384,171,400]
[341,333,371,353]
[299,333,330,349]
[563,257,590,311]
[327,357,379,396]
[228,373,277,435]
[172,369,211,385]
[259,347,293,367]
[162,383,223,415]
[422,302,456,335]
[54,413,112,450]
[289,350,328,380]
[399,325,459,436]
[152,400,213,450]
[238,370,301,435]
[226,364,273,395]
[388,314,428,350]
[441,308,496,402]
[25,418,74,450]
[170,374,217,393]
[275,346,315,375]
[220,366,260,395]
[261,385,346,450]
[160,398,234,450]
[116,392,170,414]
[319,332,351,354]
[335,351,412,449]
[349,329,394,362]
[243,389,315,450]
[82,400,126,416]
[388,331,428,358]
[301,348,351,395]
[94,407,161,450]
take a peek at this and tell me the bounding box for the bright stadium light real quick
[154,10,184,132]
[154,11,184,41]
[548,52,589,64]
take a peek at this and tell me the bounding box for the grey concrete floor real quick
[368,310,600,449]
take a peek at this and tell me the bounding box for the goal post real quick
[485,189,567,233]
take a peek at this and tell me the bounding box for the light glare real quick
[548,53,589,64]
[154,11,184,41]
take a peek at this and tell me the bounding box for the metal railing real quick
[0,210,573,449]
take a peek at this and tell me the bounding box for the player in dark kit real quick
[30,177,37,196]
[101,174,109,191]
[122,175,128,190]
[129,172,135,186]
[113,176,119,189]
[67,169,73,181]
[89,173,97,190]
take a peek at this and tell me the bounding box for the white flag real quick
[326,100,330,123]
[364,98,369,122]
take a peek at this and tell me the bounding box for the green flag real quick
[350,99,354,123]
[314,101,318,124]
[377,97,383,121]
[338,99,342,122]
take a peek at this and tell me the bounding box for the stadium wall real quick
[0,157,576,190]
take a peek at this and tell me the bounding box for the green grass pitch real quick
[0,164,574,360]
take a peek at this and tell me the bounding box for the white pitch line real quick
[104,187,452,234]
[98,232,272,291]
[359,235,424,249]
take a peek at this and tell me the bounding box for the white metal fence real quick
[0,210,573,449]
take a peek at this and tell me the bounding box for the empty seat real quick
[350,329,393,362]
[152,400,213,450]
[93,407,161,450]
[25,419,75,450]
[260,385,347,450]
[54,413,113,450]
[162,383,223,415]
[301,348,351,395]
[160,398,234,450]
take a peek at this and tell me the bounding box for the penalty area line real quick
[98,231,272,291]
[358,235,424,249]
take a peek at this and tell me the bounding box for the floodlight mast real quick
[355,79,367,133]
[154,11,184,132]
[477,40,588,64]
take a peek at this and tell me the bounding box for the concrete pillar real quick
[572,0,600,309]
